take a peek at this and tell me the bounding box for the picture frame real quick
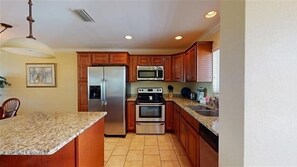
[26,63,56,87]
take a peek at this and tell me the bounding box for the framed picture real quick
[26,63,56,87]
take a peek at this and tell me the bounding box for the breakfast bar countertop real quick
[0,111,107,155]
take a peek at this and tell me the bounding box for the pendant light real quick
[0,0,54,58]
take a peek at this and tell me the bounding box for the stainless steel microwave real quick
[137,66,164,81]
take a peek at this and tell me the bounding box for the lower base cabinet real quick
[188,124,200,167]
[200,137,218,167]
[126,101,136,132]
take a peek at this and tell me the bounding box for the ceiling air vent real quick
[72,9,95,22]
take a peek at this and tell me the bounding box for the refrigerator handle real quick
[104,79,107,105]
[101,79,104,106]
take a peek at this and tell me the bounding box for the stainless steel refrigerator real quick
[88,66,126,136]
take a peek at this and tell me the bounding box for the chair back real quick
[0,107,4,119]
[2,98,21,118]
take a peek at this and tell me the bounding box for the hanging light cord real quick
[26,0,36,39]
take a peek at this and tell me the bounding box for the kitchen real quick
[1,0,297,167]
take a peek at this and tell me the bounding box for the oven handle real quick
[136,103,164,105]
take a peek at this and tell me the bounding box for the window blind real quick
[212,49,220,93]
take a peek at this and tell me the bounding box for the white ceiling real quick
[0,0,220,53]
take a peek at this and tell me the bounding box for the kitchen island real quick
[0,111,106,167]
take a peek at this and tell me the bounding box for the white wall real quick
[221,0,297,166]
[220,0,245,166]
[0,51,77,113]
[244,1,297,166]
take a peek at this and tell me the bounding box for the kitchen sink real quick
[187,105,219,117]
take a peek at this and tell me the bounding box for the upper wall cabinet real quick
[77,52,92,80]
[137,56,164,66]
[172,53,185,82]
[128,56,138,82]
[91,52,129,65]
[185,42,213,82]
[164,56,172,82]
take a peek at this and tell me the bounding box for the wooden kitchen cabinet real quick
[172,53,185,82]
[126,101,136,132]
[110,53,129,65]
[165,101,174,131]
[184,41,213,82]
[77,52,91,80]
[128,56,138,82]
[164,56,172,81]
[78,81,88,111]
[179,115,188,151]
[91,53,109,65]
[185,44,197,81]
[188,123,200,167]
[151,56,164,65]
[137,56,164,66]
[200,137,218,167]
[197,42,213,82]
[91,52,129,65]
[173,103,180,140]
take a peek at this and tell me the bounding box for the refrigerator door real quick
[88,67,104,111]
[104,66,126,135]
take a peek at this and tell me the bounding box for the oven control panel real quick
[137,87,163,93]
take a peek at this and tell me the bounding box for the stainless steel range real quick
[135,87,165,134]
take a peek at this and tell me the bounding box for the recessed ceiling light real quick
[205,11,217,18]
[175,36,182,40]
[125,35,132,40]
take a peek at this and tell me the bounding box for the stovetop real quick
[136,87,164,104]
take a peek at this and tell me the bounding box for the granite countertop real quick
[0,112,107,155]
[127,96,219,136]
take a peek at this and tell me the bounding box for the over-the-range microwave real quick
[137,66,164,81]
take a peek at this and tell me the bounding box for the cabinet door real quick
[78,81,88,111]
[151,56,164,65]
[110,53,129,65]
[188,124,200,167]
[172,53,184,82]
[197,42,213,82]
[91,53,109,65]
[173,104,180,140]
[164,56,172,81]
[200,137,218,167]
[185,45,197,81]
[128,56,138,82]
[127,101,136,132]
[137,56,151,65]
[179,116,188,152]
[77,53,91,80]
[165,102,174,131]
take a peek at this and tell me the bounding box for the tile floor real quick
[104,133,193,167]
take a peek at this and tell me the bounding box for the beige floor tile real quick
[126,133,135,139]
[161,160,181,167]
[158,143,174,150]
[143,155,161,167]
[105,137,120,143]
[145,135,157,139]
[126,150,144,161]
[144,145,159,155]
[117,138,132,146]
[160,150,178,161]
[157,135,171,142]
[158,140,172,145]
[105,155,126,167]
[124,161,143,167]
[145,138,158,146]
[112,145,129,155]
[132,135,145,143]
[104,150,112,161]
[129,142,144,150]
[105,142,117,151]
[177,155,192,167]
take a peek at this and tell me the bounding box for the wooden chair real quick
[2,98,21,119]
[0,107,4,119]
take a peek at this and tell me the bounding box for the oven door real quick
[136,103,165,122]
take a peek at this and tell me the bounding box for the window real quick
[212,49,220,93]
